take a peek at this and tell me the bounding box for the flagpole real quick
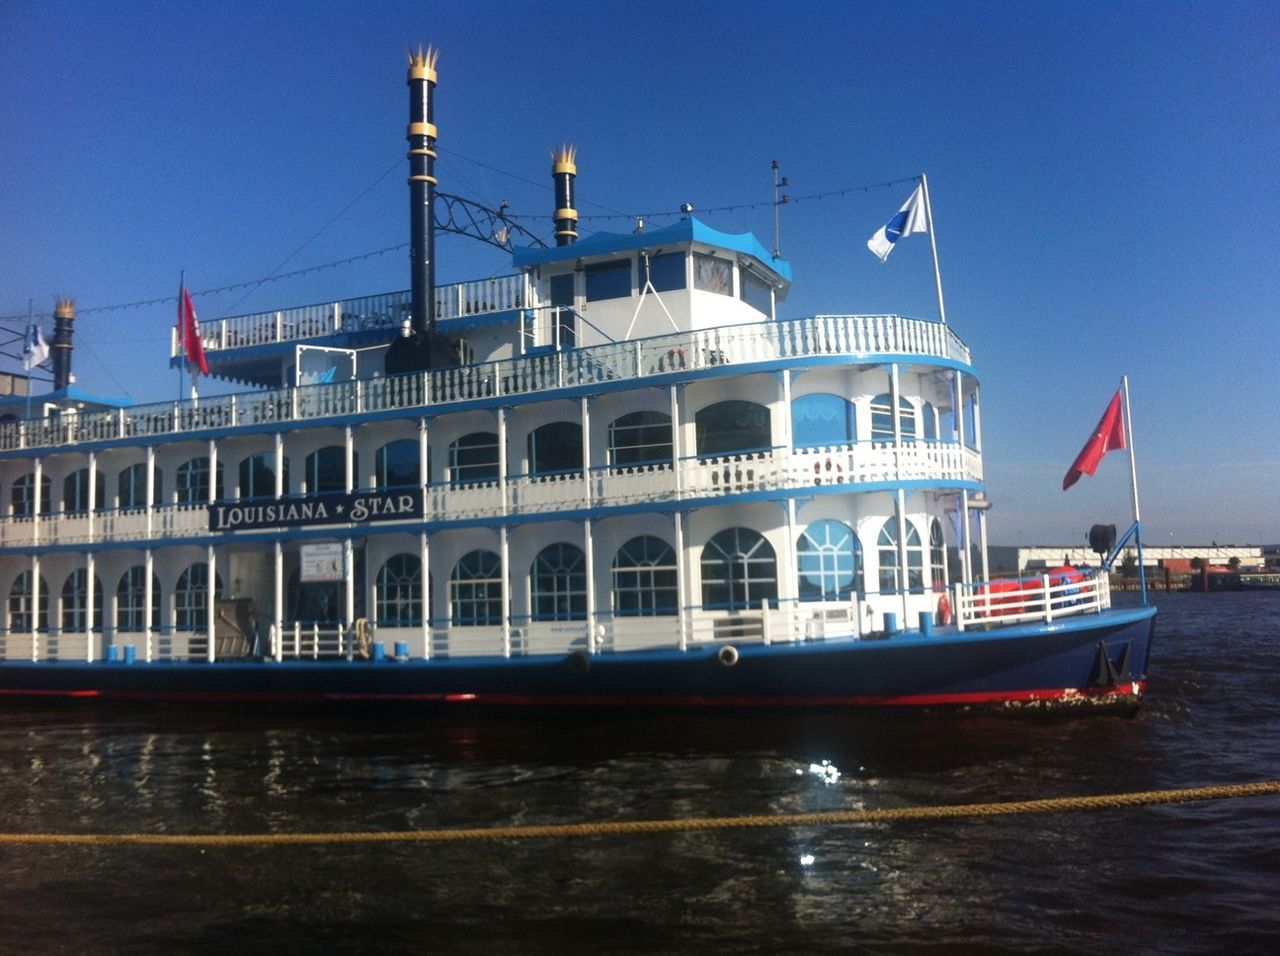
[25,300,34,423]
[1121,374,1147,603]
[919,173,948,326]
[177,271,185,405]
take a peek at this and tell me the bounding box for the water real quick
[1,591,1277,954]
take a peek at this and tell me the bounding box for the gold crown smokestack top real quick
[51,297,75,390]
[552,145,578,246]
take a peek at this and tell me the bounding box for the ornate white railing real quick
[169,276,534,357]
[0,443,982,547]
[4,314,971,455]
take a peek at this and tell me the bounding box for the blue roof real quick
[511,216,792,283]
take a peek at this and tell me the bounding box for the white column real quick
[274,432,285,497]
[208,439,218,503]
[87,451,97,544]
[418,417,429,489]
[674,511,688,651]
[584,516,596,652]
[206,544,217,662]
[954,370,966,447]
[497,407,509,515]
[896,488,910,626]
[500,524,511,657]
[344,425,354,492]
[145,446,155,538]
[670,385,682,497]
[85,552,96,661]
[30,554,40,662]
[959,490,973,585]
[786,498,799,625]
[32,457,42,546]
[890,363,902,444]
[144,548,154,662]
[419,531,430,659]
[979,508,991,583]
[970,385,982,452]
[273,539,283,662]
[344,537,355,633]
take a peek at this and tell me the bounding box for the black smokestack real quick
[552,145,578,246]
[51,297,75,390]
[407,45,438,334]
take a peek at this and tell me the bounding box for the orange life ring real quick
[936,592,952,626]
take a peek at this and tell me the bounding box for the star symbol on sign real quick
[336,504,345,514]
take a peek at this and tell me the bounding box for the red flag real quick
[178,282,209,376]
[1063,389,1126,490]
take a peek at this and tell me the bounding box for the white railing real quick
[6,314,970,455]
[0,442,982,548]
[953,569,1109,630]
[2,576,1111,664]
[169,276,534,358]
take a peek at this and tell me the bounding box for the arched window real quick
[612,536,677,617]
[930,519,947,591]
[528,422,583,478]
[303,446,352,494]
[608,411,673,469]
[375,440,420,489]
[922,402,938,441]
[63,468,105,513]
[175,563,221,631]
[176,457,224,504]
[870,393,917,441]
[449,432,499,486]
[450,550,503,626]
[797,520,862,601]
[877,518,924,594]
[791,394,855,449]
[695,401,771,456]
[61,568,103,632]
[8,570,48,631]
[239,453,287,499]
[531,543,587,621]
[116,566,160,632]
[11,473,51,517]
[376,554,421,626]
[119,462,162,510]
[701,528,777,610]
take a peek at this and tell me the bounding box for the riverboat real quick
[0,49,1155,710]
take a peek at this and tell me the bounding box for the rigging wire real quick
[0,171,917,322]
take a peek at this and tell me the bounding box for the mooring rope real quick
[2,780,1276,847]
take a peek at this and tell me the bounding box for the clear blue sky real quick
[1,0,1276,546]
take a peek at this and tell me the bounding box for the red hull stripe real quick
[0,683,1145,707]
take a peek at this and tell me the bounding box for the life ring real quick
[658,348,686,372]
[717,644,739,667]
[936,593,952,626]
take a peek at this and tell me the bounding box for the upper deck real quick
[3,312,971,456]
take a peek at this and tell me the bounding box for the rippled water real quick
[1,591,1277,954]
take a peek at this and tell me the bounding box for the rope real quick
[2,780,1276,848]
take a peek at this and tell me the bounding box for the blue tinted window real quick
[696,401,771,456]
[585,260,631,301]
[647,253,686,292]
[792,394,854,449]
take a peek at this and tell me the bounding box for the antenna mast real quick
[771,160,789,258]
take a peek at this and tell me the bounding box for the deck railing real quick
[0,574,1111,664]
[953,569,1109,629]
[169,275,534,357]
[0,443,983,547]
[4,314,972,455]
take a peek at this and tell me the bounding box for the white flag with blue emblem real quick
[867,183,928,261]
[21,323,50,371]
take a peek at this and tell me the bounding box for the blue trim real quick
[512,217,793,283]
[0,349,976,462]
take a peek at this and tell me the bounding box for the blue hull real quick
[0,606,1156,713]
